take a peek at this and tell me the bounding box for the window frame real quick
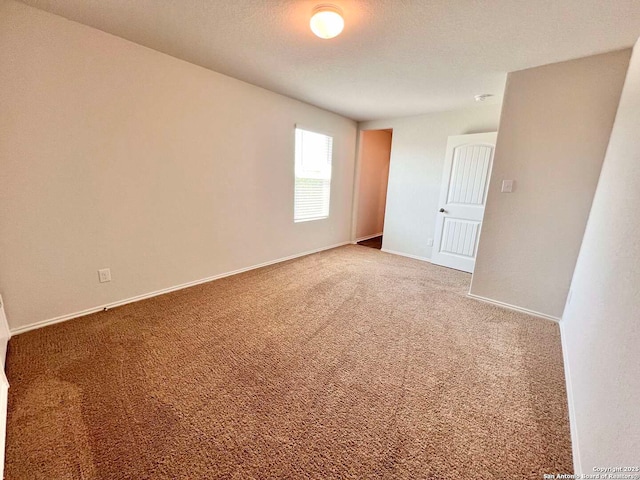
[293,125,335,223]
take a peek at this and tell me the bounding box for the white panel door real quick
[431,132,497,273]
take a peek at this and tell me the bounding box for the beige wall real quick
[561,39,640,473]
[355,130,391,239]
[359,104,502,260]
[0,1,357,331]
[470,50,631,318]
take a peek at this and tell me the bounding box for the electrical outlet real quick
[98,268,111,283]
[501,179,514,193]
[427,238,434,247]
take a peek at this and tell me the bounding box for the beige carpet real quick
[5,245,572,479]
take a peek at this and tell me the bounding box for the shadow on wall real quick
[464,128,498,135]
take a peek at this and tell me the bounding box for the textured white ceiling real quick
[17,0,640,121]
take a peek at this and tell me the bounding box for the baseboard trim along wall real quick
[466,293,561,322]
[10,242,351,336]
[0,296,11,480]
[559,320,582,474]
[355,232,383,243]
[381,248,432,263]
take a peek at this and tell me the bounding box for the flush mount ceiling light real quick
[310,5,344,39]
[474,94,494,102]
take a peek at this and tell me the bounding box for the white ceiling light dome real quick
[310,4,344,39]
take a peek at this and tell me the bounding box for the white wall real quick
[359,104,502,260]
[0,0,357,331]
[355,130,391,239]
[561,39,640,473]
[470,50,631,318]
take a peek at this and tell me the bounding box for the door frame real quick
[350,128,393,244]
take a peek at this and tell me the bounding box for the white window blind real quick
[294,128,333,222]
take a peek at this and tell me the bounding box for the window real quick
[294,127,333,222]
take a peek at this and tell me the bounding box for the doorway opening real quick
[355,129,392,250]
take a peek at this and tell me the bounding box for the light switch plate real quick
[501,180,514,193]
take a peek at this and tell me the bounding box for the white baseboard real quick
[559,321,582,475]
[0,297,9,370]
[10,241,351,336]
[355,232,383,243]
[381,248,432,263]
[0,296,10,480]
[466,293,560,322]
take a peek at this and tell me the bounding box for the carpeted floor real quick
[5,245,573,479]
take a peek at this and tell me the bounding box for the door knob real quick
[439,208,446,213]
